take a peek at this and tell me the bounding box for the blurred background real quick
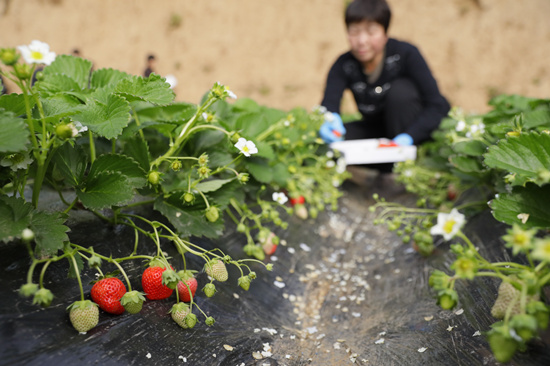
[1,0,549,114]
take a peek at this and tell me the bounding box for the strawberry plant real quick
[0,41,349,333]
[371,94,550,363]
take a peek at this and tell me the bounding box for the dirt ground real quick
[1,0,550,114]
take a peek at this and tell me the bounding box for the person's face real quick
[347,20,388,65]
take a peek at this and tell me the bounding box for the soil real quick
[1,0,550,114]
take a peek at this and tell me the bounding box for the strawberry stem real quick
[69,253,85,302]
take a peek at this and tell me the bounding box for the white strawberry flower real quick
[234,137,258,157]
[17,40,56,65]
[272,192,288,205]
[430,208,466,241]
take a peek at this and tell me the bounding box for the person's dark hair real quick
[147,54,156,61]
[345,0,391,32]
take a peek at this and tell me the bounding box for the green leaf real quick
[89,154,147,189]
[523,108,550,129]
[232,97,261,113]
[452,139,487,157]
[35,74,82,96]
[30,211,69,255]
[52,143,88,187]
[114,74,175,106]
[246,158,273,183]
[0,196,33,241]
[449,155,483,173]
[253,140,275,160]
[90,68,131,89]
[75,94,131,139]
[43,54,93,90]
[236,112,270,139]
[195,178,235,193]
[77,171,134,210]
[0,110,29,153]
[0,93,33,116]
[484,133,550,179]
[154,196,224,239]
[122,136,150,172]
[272,162,291,186]
[40,94,83,124]
[489,183,550,229]
[206,179,244,208]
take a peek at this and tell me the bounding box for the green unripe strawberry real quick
[491,280,540,319]
[237,223,246,233]
[203,283,217,297]
[170,302,191,329]
[238,275,251,291]
[526,301,550,330]
[20,283,39,297]
[120,291,146,314]
[182,192,194,203]
[205,206,219,223]
[510,314,538,342]
[204,258,228,282]
[33,288,54,307]
[437,289,458,310]
[487,325,518,363]
[185,313,197,328]
[148,171,160,185]
[205,316,215,326]
[288,165,297,174]
[68,300,99,333]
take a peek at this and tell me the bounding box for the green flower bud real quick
[0,48,19,65]
[230,132,241,144]
[248,271,257,280]
[55,123,74,140]
[14,63,32,80]
[238,173,249,184]
[237,222,247,233]
[21,228,35,242]
[205,316,216,326]
[266,263,274,271]
[197,165,211,179]
[34,71,44,82]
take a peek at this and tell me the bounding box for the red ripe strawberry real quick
[142,266,174,300]
[289,195,305,206]
[91,277,127,315]
[177,273,198,303]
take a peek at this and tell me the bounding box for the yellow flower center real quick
[513,233,529,247]
[242,146,249,153]
[31,51,44,60]
[443,219,456,234]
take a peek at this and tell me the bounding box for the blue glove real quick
[319,112,346,143]
[392,133,414,146]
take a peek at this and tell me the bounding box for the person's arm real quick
[320,56,349,114]
[402,46,450,143]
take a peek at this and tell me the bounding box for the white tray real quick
[329,138,417,165]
